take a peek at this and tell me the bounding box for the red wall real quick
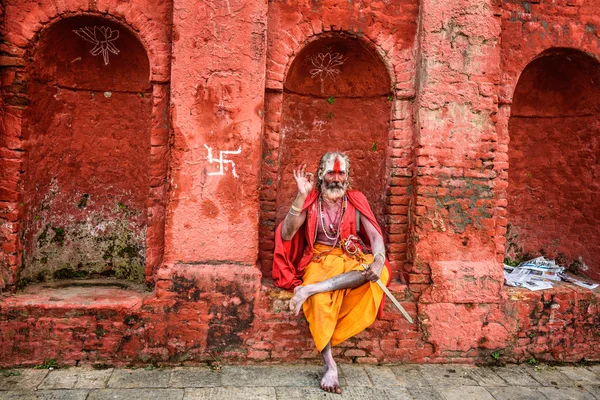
[276,36,391,232]
[0,0,599,368]
[21,16,152,282]
[507,50,600,281]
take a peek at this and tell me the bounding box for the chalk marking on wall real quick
[313,119,327,134]
[73,26,120,65]
[204,144,242,178]
[310,52,345,92]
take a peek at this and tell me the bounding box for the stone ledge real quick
[0,279,149,311]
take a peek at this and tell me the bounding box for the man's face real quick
[320,155,348,200]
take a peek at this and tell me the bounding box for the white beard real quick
[322,186,346,201]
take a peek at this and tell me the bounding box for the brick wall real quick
[0,0,599,367]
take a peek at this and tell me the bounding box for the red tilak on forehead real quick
[333,158,342,174]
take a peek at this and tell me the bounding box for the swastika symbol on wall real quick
[204,144,242,178]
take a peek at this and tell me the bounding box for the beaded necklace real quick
[318,194,347,241]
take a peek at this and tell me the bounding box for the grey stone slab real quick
[184,387,276,399]
[537,386,596,400]
[389,365,429,388]
[558,366,600,384]
[169,367,221,388]
[0,369,48,390]
[583,385,600,399]
[338,364,371,387]
[364,365,402,387]
[107,369,171,389]
[219,365,319,387]
[274,386,412,400]
[418,365,479,387]
[438,386,495,400]
[527,366,576,387]
[0,370,49,390]
[0,390,89,400]
[463,366,507,387]
[73,369,113,389]
[587,366,600,376]
[491,365,540,387]
[487,386,548,400]
[38,370,79,389]
[87,388,184,400]
[407,387,445,400]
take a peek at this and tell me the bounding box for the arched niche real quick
[21,15,152,283]
[507,48,600,281]
[276,36,392,230]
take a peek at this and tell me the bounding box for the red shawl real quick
[272,189,391,290]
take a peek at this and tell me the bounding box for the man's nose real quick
[332,173,342,181]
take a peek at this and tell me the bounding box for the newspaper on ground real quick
[558,272,599,290]
[504,256,599,291]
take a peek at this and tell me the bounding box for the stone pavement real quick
[1,363,599,400]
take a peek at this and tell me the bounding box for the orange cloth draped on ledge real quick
[302,243,390,352]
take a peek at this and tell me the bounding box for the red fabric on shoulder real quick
[272,190,318,290]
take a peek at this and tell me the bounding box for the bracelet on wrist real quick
[374,252,386,262]
[290,204,302,213]
[288,208,301,217]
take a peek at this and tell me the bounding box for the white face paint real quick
[320,154,349,201]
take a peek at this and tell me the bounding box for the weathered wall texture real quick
[0,0,599,367]
[22,16,152,282]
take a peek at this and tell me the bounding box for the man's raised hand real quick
[293,164,314,195]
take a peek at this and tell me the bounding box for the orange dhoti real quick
[302,243,390,352]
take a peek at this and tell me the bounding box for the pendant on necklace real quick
[329,223,337,234]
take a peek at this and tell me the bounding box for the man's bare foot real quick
[320,365,342,394]
[289,286,310,315]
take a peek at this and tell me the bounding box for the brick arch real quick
[506,48,600,281]
[267,30,404,92]
[502,46,600,106]
[0,7,171,290]
[3,4,170,82]
[259,32,412,282]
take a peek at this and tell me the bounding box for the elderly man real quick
[272,152,390,394]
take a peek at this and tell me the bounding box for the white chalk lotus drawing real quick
[309,52,345,92]
[73,26,120,65]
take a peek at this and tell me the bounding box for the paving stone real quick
[527,365,576,387]
[0,390,89,399]
[87,388,184,400]
[558,366,600,384]
[587,366,600,376]
[463,366,507,386]
[338,364,371,387]
[491,365,540,387]
[537,386,597,400]
[219,365,318,387]
[274,386,412,399]
[0,370,49,390]
[389,365,429,388]
[73,369,113,389]
[107,369,171,388]
[437,385,495,400]
[169,367,221,388]
[407,387,444,400]
[363,365,401,387]
[38,370,79,389]
[184,387,276,399]
[418,365,479,387]
[582,385,600,399]
[487,386,548,400]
